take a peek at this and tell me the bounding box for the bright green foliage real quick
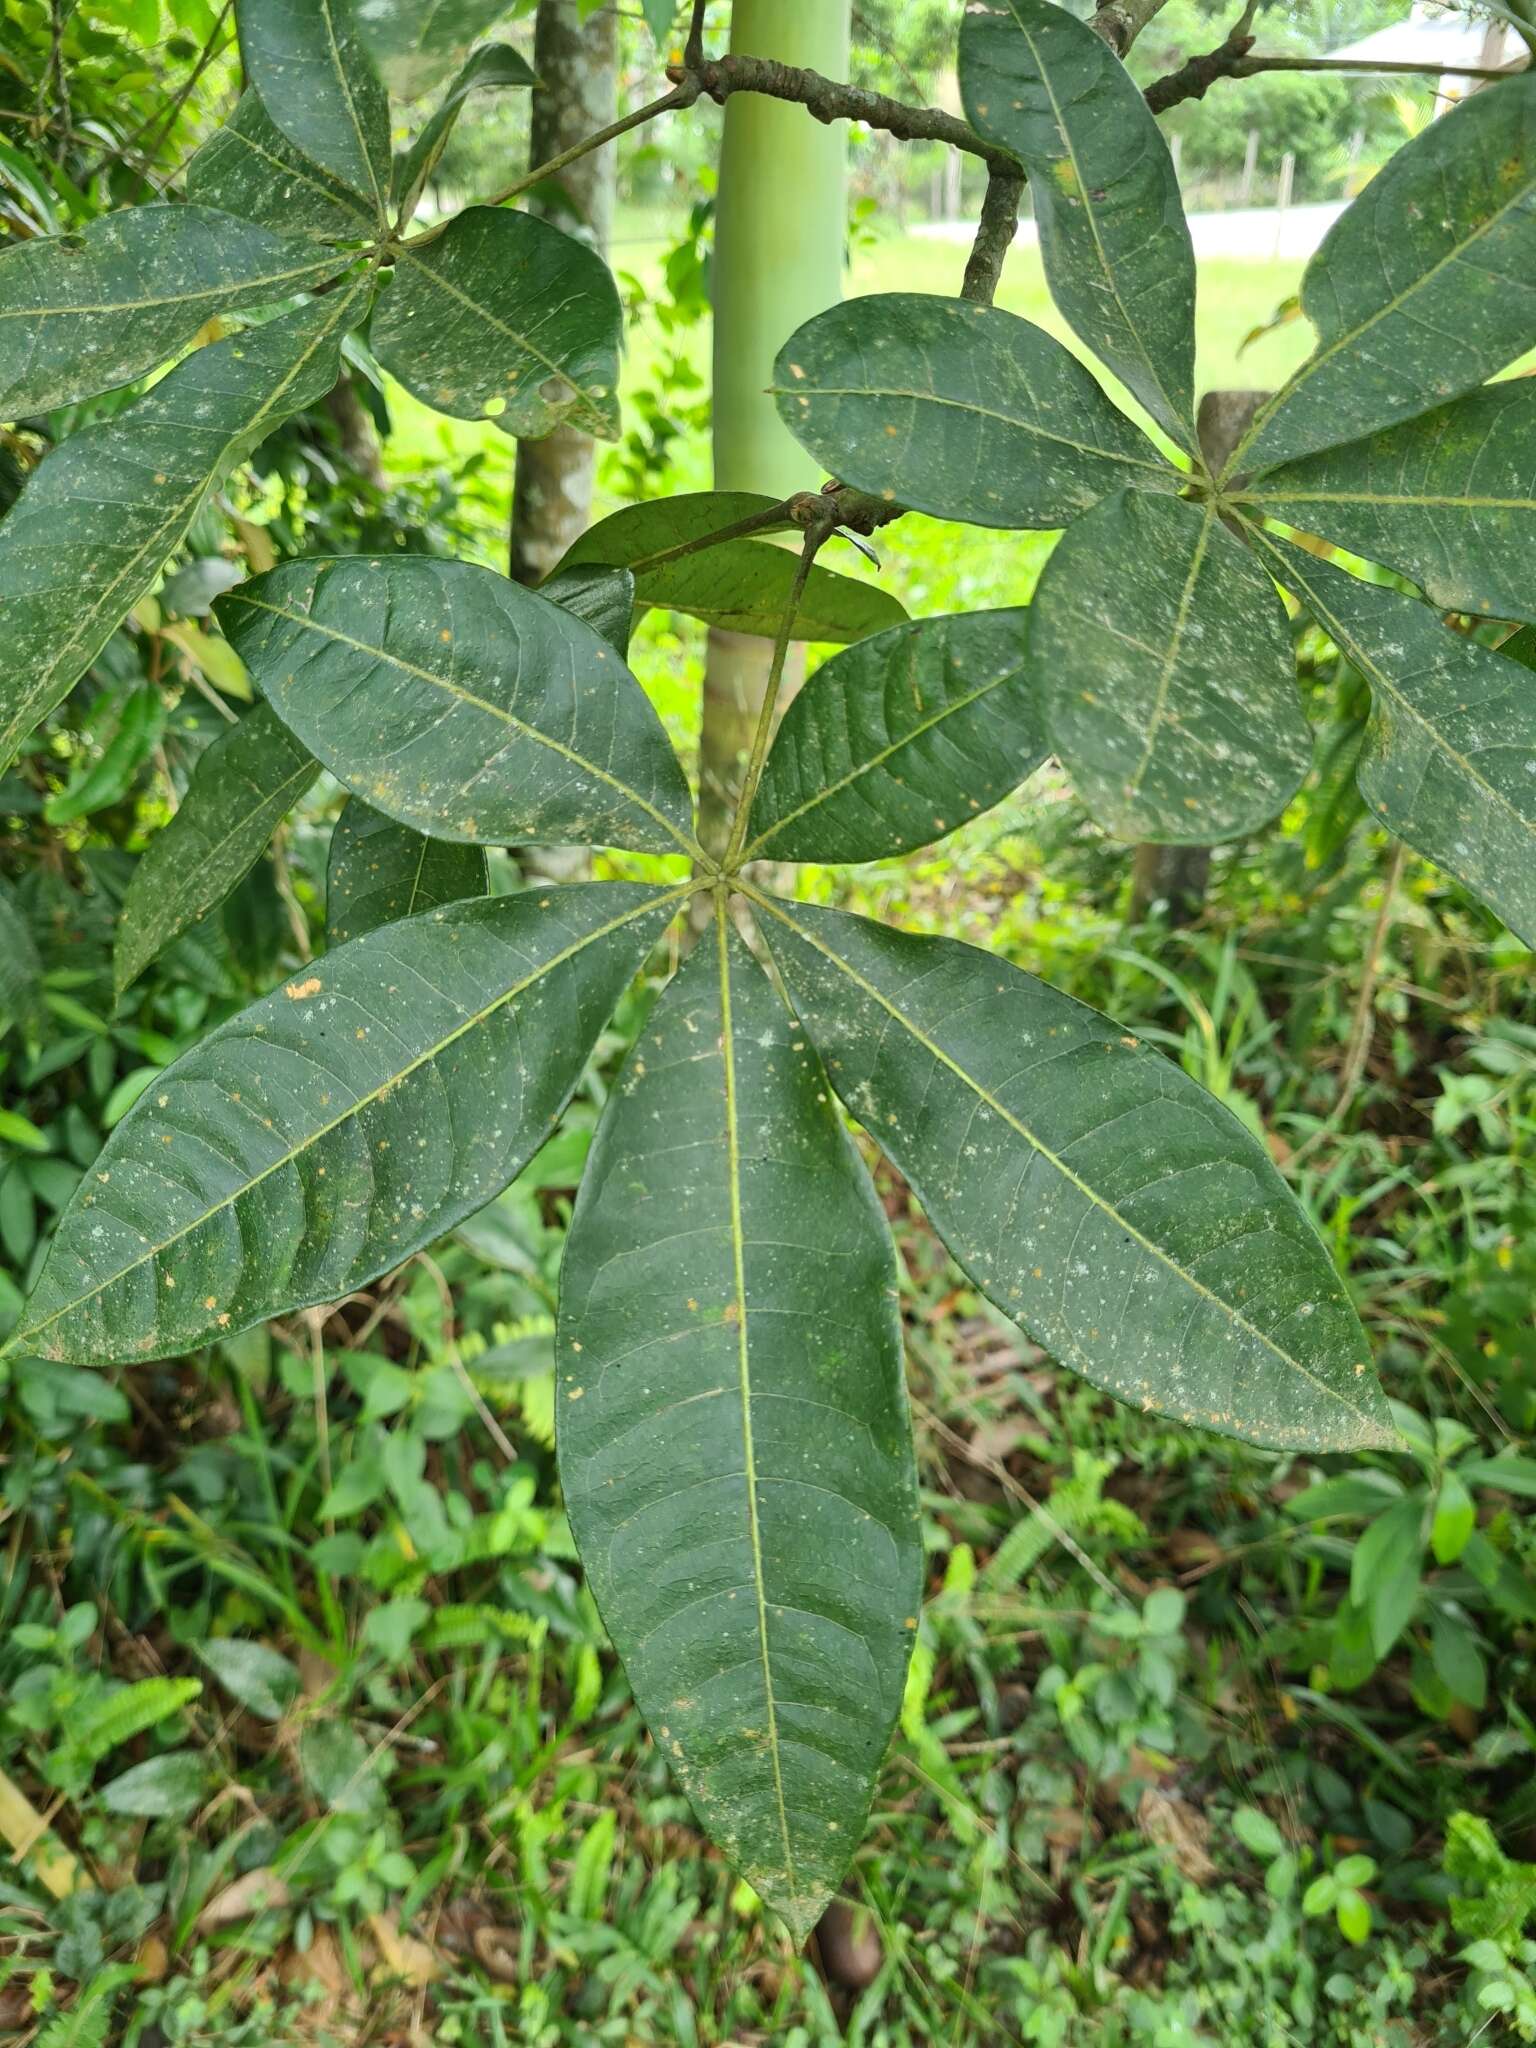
[1033,491,1309,843]
[326,799,489,945]
[747,609,1043,862]
[558,915,921,1942]
[771,295,1173,528]
[114,704,319,994]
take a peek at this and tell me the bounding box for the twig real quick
[1147,43,1522,114]
[683,0,708,70]
[1089,0,1174,56]
[961,166,1025,305]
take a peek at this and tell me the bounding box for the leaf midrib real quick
[10,886,686,1356]
[318,0,387,226]
[225,589,697,858]
[750,886,1379,1438]
[713,902,803,1921]
[0,255,339,321]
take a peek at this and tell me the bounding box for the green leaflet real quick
[771,295,1172,530]
[558,907,920,1942]
[378,211,623,442]
[1033,490,1311,844]
[9,883,680,1365]
[236,0,392,224]
[959,0,1197,449]
[539,564,637,658]
[327,797,489,944]
[746,608,1045,863]
[758,896,1392,1453]
[114,704,319,996]
[1239,380,1536,622]
[0,205,345,417]
[358,0,522,98]
[216,555,697,857]
[396,44,536,220]
[557,493,909,644]
[1232,75,1536,477]
[187,91,375,241]
[0,291,358,776]
[1254,528,1536,948]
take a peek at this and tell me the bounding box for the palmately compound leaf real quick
[0,205,345,418]
[1237,380,1536,622]
[556,493,908,644]
[376,210,623,441]
[187,91,376,241]
[0,290,359,776]
[396,44,537,221]
[959,0,1197,449]
[236,0,393,224]
[327,797,489,945]
[1254,528,1536,948]
[1231,75,1536,477]
[1032,490,1311,844]
[558,906,920,1942]
[216,555,697,857]
[746,609,1045,864]
[356,0,520,99]
[9,883,680,1366]
[115,704,319,996]
[771,295,1174,530]
[759,897,1392,1453]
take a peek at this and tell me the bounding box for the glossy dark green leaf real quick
[217,555,696,856]
[540,563,637,658]
[557,493,908,644]
[8,883,679,1366]
[187,90,375,241]
[397,44,536,220]
[0,291,358,775]
[1033,490,1310,843]
[358,0,522,97]
[1232,76,1536,477]
[760,897,1391,1452]
[771,295,1173,530]
[1255,528,1536,947]
[114,705,319,995]
[558,908,920,1941]
[236,0,392,223]
[0,205,345,417]
[746,609,1044,863]
[326,797,489,945]
[1239,380,1536,621]
[377,210,622,442]
[959,0,1197,448]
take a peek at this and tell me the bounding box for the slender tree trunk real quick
[696,0,851,864]
[507,0,617,589]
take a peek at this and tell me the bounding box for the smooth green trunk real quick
[697,0,851,866]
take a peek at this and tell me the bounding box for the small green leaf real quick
[772,294,1173,529]
[11,884,679,1365]
[559,911,921,1942]
[300,1720,383,1813]
[187,89,375,240]
[641,0,679,46]
[195,1637,301,1721]
[761,898,1391,1453]
[1350,1495,1424,1657]
[1232,1805,1285,1861]
[1142,1587,1185,1636]
[326,798,488,947]
[1432,1469,1477,1565]
[0,1109,50,1153]
[1430,1610,1487,1710]
[1241,380,1536,621]
[217,556,695,856]
[237,0,392,223]
[361,1595,432,1662]
[396,44,537,220]
[960,0,1197,447]
[0,205,344,416]
[1034,491,1310,843]
[100,1751,210,1819]
[1335,1888,1372,1945]
[557,493,908,644]
[748,608,1043,863]
[0,289,359,776]
[115,705,318,994]
[1302,1875,1337,1916]
[45,685,163,826]
[378,210,623,441]
[1233,75,1536,475]
[1255,528,1536,948]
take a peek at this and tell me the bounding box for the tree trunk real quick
[695,0,851,867]
[507,0,617,589]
